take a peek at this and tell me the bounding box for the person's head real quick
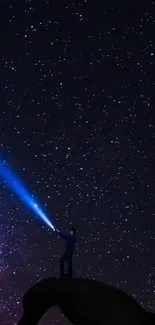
[70,228,76,236]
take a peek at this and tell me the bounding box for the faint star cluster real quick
[0,0,155,324]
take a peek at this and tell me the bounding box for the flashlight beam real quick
[0,159,54,230]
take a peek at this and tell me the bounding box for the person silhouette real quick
[55,227,76,278]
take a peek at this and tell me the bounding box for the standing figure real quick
[55,228,76,278]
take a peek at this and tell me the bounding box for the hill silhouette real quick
[17,277,155,325]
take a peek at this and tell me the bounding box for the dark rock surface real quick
[17,277,155,325]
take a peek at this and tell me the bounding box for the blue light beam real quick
[0,159,55,230]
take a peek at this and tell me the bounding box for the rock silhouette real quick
[17,277,155,325]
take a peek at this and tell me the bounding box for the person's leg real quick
[67,254,73,278]
[60,253,67,277]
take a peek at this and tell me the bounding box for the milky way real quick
[0,1,155,324]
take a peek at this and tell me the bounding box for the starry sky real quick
[0,0,155,324]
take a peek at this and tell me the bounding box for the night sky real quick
[0,1,155,324]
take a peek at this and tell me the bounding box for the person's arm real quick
[55,229,69,240]
[55,228,60,233]
[59,232,69,240]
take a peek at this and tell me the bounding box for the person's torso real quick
[66,235,76,253]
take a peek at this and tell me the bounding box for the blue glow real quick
[0,159,55,230]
